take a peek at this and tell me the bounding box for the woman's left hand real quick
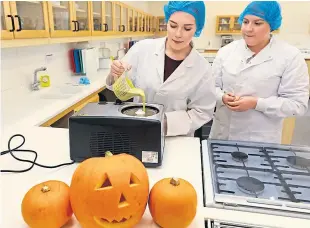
[226,96,258,112]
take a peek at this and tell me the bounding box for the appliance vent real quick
[90,131,136,156]
[214,224,260,228]
[206,220,265,228]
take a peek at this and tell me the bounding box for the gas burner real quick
[231,151,248,162]
[286,156,310,170]
[236,176,265,195]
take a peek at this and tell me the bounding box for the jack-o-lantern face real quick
[70,153,149,228]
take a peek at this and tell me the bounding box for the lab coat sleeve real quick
[105,41,141,88]
[165,69,216,136]
[255,52,309,117]
[212,51,225,106]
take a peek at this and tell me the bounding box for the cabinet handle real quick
[72,20,77,31]
[103,23,108,32]
[76,21,80,31]
[15,15,22,32]
[7,15,15,32]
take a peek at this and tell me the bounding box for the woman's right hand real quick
[110,60,132,80]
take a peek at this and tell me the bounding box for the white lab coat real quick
[209,37,309,144]
[106,37,216,137]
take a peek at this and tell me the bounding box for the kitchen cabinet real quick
[90,1,114,36]
[1,2,14,39]
[216,15,279,35]
[47,1,74,37]
[216,15,240,35]
[128,7,134,33]
[121,3,128,33]
[138,12,145,32]
[115,2,132,34]
[1,1,156,48]
[155,16,167,37]
[1,1,49,39]
[282,117,296,145]
[150,16,157,32]
[114,1,122,32]
[47,1,91,37]
[74,1,91,36]
[133,10,138,32]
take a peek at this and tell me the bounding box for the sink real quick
[40,85,83,99]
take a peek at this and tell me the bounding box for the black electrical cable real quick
[0,134,75,173]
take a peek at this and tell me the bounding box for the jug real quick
[112,71,146,112]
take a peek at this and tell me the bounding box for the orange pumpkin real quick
[21,180,73,228]
[70,152,149,228]
[148,177,197,228]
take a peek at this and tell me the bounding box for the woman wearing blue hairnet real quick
[106,1,216,137]
[210,1,309,144]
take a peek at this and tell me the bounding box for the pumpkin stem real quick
[41,185,51,193]
[170,177,180,186]
[105,151,113,157]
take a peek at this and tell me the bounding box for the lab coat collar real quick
[241,35,274,69]
[242,35,275,56]
[154,37,195,68]
[153,37,197,85]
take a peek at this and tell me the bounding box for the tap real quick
[114,48,127,60]
[31,67,47,91]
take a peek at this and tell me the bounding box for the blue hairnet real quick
[163,1,206,37]
[238,1,282,31]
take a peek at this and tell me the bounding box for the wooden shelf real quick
[52,4,67,10]
[25,1,41,4]
[76,9,86,13]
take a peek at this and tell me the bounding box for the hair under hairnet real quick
[238,1,282,31]
[163,1,206,37]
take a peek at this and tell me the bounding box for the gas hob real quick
[202,139,310,220]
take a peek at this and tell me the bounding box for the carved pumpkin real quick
[148,177,197,228]
[21,180,72,228]
[70,152,149,228]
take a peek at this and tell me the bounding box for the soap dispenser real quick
[40,54,52,87]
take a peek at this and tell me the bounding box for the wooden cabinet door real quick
[1,1,14,40]
[48,1,75,37]
[9,1,50,39]
[73,1,91,36]
[104,1,114,34]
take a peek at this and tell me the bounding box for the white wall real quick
[148,1,310,49]
[0,1,151,94]
[1,39,128,92]
[124,1,150,13]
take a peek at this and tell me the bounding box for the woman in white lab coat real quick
[210,1,309,144]
[106,1,216,137]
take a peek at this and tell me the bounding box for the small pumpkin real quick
[21,180,73,228]
[148,177,197,228]
[70,151,149,228]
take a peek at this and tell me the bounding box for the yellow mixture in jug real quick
[113,74,146,114]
